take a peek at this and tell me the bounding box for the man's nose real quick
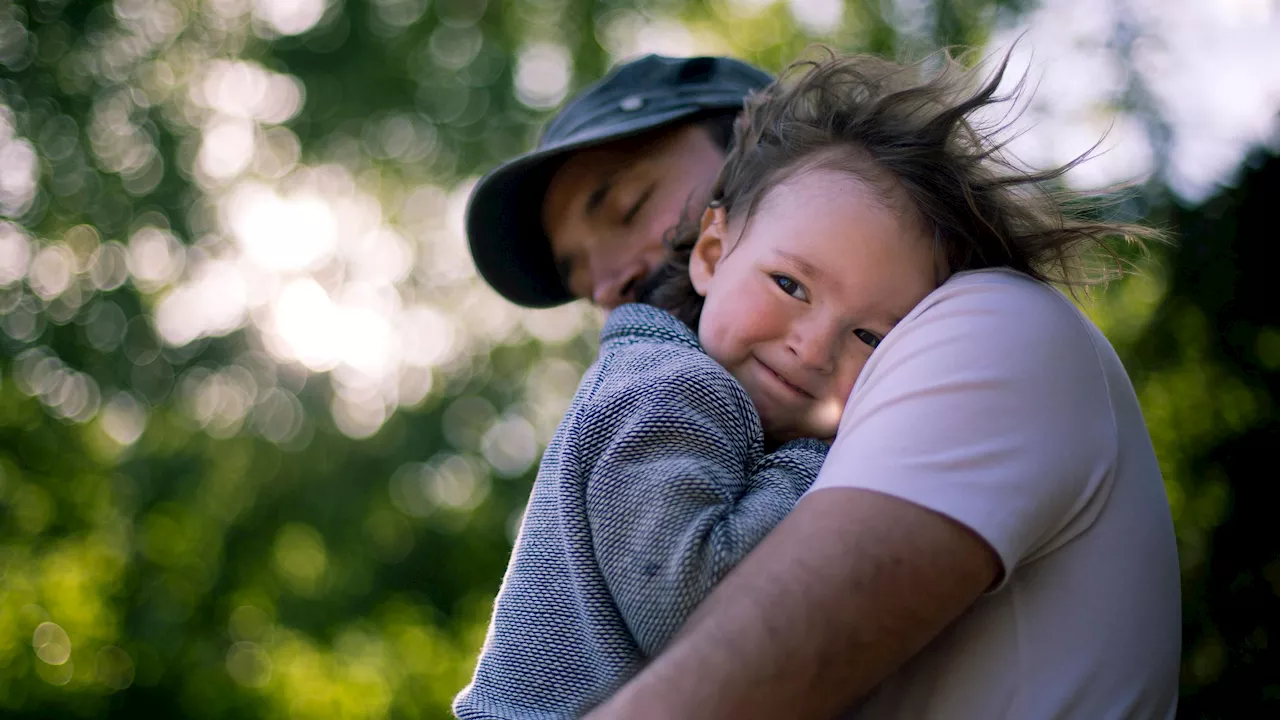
[591,261,648,309]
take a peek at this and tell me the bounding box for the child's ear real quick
[689,205,728,297]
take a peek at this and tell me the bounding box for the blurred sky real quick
[1,0,1278,445]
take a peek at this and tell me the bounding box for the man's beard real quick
[632,261,677,307]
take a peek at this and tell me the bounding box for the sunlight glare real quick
[0,220,30,286]
[229,185,338,272]
[989,0,1280,200]
[197,60,305,124]
[272,278,339,371]
[253,0,326,36]
[155,258,248,346]
[100,392,148,446]
[335,303,393,378]
[199,117,256,180]
[788,0,844,35]
[515,43,572,110]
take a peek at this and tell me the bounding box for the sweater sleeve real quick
[583,368,827,657]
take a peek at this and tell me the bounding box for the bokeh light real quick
[0,0,1277,718]
[984,0,1280,199]
[515,43,573,110]
[253,0,327,37]
[0,107,39,217]
[0,221,33,286]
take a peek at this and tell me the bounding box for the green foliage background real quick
[0,0,1275,717]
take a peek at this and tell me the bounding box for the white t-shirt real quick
[808,269,1181,719]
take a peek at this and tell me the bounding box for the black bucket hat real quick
[466,54,772,308]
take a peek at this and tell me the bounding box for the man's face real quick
[541,122,726,309]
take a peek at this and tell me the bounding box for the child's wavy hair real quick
[639,47,1163,329]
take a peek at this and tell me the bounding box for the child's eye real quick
[854,329,882,349]
[771,274,808,301]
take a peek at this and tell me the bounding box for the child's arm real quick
[585,372,827,657]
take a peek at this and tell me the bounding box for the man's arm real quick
[588,273,1111,718]
[585,487,999,719]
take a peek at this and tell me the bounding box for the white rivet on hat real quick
[619,95,644,112]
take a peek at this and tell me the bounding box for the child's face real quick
[690,168,939,443]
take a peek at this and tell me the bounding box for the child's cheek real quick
[697,303,739,366]
[696,312,726,360]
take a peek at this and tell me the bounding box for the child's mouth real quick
[754,357,814,399]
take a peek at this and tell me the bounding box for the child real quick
[454,49,1152,719]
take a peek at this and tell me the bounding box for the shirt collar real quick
[600,303,702,354]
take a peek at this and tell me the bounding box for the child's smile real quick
[751,355,815,399]
[689,167,941,442]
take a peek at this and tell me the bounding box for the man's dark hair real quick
[642,48,1164,330]
[696,111,739,151]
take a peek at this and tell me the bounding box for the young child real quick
[454,49,1151,720]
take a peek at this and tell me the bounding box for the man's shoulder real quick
[920,269,1083,321]
[888,269,1105,370]
[845,267,1122,467]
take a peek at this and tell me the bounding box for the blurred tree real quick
[0,0,1275,718]
[1146,150,1280,718]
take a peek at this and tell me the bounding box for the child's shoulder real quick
[600,334,741,399]
[604,337,730,389]
[585,304,750,412]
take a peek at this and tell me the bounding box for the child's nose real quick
[788,322,838,374]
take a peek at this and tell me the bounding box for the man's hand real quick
[584,487,999,720]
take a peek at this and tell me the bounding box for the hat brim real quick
[465,106,725,309]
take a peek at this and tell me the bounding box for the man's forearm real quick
[585,488,999,719]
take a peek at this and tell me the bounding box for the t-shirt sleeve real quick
[808,273,1119,582]
[584,367,827,657]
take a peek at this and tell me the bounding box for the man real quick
[467,54,769,309]
[468,53,1182,718]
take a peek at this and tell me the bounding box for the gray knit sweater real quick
[453,303,828,719]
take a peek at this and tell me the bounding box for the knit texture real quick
[453,303,828,719]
